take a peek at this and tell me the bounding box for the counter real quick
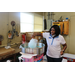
[0,48,15,56]
[0,45,21,61]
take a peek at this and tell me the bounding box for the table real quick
[0,47,21,62]
[0,48,15,56]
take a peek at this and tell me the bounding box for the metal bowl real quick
[20,43,45,55]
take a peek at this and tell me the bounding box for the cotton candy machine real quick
[19,43,45,55]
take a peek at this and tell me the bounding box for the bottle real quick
[63,18,69,22]
[24,41,27,48]
[39,38,43,48]
[8,31,12,39]
[65,18,69,21]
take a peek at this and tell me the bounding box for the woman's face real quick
[51,27,55,35]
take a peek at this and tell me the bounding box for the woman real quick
[33,25,67,62]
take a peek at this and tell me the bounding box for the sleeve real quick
[43,32,49,38]
[60,36,66,45]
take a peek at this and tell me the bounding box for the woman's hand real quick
[60,51,64,55]
[60,43,67,55]
[31,33,43,39]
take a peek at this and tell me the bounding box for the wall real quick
[0,12,21,46]
[44,12,54,20]
[0,12,8,45]
[0,12,43,46]
[44,12,75,54]
[32,12,43,16]
[8,12,21,44]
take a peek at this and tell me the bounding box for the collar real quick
[50,34,59,38]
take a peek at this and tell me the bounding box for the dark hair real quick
[49,25,60,36]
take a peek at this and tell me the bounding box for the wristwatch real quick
[61,49,65,52]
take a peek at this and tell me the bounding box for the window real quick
[20,12,43,33]
[20,13,34,32]
[34,15,43,32]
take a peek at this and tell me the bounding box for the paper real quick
[20,52,37,59]
[5,46,11,49]
[62,53,75,59]
[62,58,67,62]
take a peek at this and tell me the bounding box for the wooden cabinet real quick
[63,21,69,35]
[53,21,69,35]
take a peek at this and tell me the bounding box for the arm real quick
[32,32,43,38]
[60,43,67,55]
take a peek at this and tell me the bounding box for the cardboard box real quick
[35,36,42,41]
[26,37,32,42]
[26,32,42,42]
[26,32,34,37]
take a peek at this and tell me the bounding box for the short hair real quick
[49,25,60,36]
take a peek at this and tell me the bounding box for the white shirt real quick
[43,32,66,58]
